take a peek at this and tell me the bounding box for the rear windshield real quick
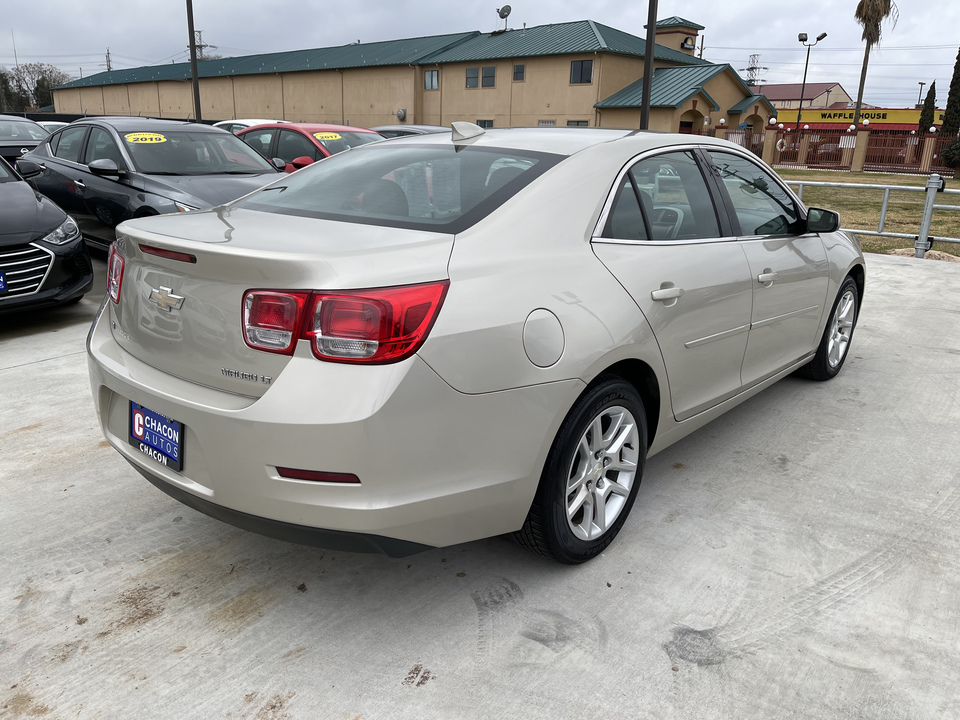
[312,131,382,155]
[235,143,562,233]
[0,119,47,142]
[122,130,275,175]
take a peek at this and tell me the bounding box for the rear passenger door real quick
[592,150,753,421]
[33,125,89,217]
[704,150,829,387]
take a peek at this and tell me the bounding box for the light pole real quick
[917,81,926,108]
[796,32,827,134]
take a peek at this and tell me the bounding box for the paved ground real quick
[2,252,959,719]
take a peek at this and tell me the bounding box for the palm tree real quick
[853,0,898,126]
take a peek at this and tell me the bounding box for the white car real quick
[87,124,864,563]
[212,118,288,134]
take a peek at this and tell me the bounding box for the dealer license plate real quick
[129,402,184,472]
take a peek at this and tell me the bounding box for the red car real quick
[238,123,384,172]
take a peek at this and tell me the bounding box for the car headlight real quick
[41,217,81,245]
[175,201,199,213]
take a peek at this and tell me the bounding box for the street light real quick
[917,81,926,108]
[796,31,827,135]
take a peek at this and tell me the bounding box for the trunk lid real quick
[110,207,453,396]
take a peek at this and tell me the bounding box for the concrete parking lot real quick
[2,251,959,719]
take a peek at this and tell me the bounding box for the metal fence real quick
[786,173,960,258]
[864,130,922,173]
[773,129,853,170]
[725,130,764,158]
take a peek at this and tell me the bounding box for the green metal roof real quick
[727,94,777,116]
[56,31,479,90]
[655,17,705,30]
[423,20,709,65]
[57,20,708,90]
[595,64,729,109]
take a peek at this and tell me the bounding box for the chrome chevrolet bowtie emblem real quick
[149,286,185,312]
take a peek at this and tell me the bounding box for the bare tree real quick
[853,0,898,126]
[11,63,72,108]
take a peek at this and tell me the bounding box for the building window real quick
[513,64,525,82]
[570,59,593,84]
[424,70,439,90]
[538,120,556,127]
[567,120,588,127]
[466,67,479,88]
[477,120,494,129]
[482,66,496,88]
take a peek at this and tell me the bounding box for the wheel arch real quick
[587,358,661,449]
[848,262,865,301]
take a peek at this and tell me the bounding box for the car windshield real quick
[235,143,562,234]
[311,131,382,155]
[0,119,48,142]
[122,130,274,175]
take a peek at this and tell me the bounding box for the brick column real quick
[851,129,871,172]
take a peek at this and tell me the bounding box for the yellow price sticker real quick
[313,132,342,141]
[124,132,167,144]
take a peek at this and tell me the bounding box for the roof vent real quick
[451,122,485,142]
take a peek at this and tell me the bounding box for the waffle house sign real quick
[792,108,945,126]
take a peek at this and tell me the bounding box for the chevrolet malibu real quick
[87,125,864,564]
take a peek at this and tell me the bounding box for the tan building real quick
[750,82,853,111]
[53,17,774,133]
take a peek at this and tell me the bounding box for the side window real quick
[276,130,318,162]
[627,151,720,240]
[602,174,649,241]
[84,127,124,166]
[466,68,479,88]
[242,129,276,158]
[424,70,439,90]
[707,151,801,236]
[53,126,88,164]
[570,60,593,84]
[481,66,496,88]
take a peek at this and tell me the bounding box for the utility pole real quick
[185,0,202,121]
[740,54,768,86]
[105,47,112,72]
[698,35,705,59]
[639,0,659,130]
[191,30,217,61]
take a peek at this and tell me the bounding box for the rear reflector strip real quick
[139,244,197,264]
[277,467,361,484]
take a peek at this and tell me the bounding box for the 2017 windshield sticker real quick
[125,132,167,144]
[313,132,341,141]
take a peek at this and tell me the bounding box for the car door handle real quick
[74,179,86,188]
[757,271,779,284]
[651,287,684,302]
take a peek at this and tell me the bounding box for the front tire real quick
[515,377,647,564]
[797,276,859,381]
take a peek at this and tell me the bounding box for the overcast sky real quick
[3,0,958,109]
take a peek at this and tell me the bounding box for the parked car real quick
[0,114,49,164]
[212,118,288,134]
[238,123,383,172]
[37,120,71,134]
[370,124,447,138]
[21,117,282,250]
[88,125,864,563]
[0,155,92,313]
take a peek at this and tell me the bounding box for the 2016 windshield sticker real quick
[313,132,341,141]
[125,132,167,144]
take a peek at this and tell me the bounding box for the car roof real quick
[0,114,45,126]
[378,126,761,158]
[72,116,225,133]
[214,118,286,126]
[242,122,381,134]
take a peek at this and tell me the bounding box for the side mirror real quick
[88,158,122,177]
[16,159,42,179]
[270,157,287,171]
[807,207,840,234]
[291,155,315,169]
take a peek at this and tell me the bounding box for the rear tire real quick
[797,276,859,381]
[515,376,647,564]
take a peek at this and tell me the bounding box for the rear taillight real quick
[241,281,448,363]
[243,291,310,354]
[107,243,124,303]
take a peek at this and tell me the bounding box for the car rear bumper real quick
[87,301,582,551]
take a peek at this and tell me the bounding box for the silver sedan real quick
[87,125,864,564]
